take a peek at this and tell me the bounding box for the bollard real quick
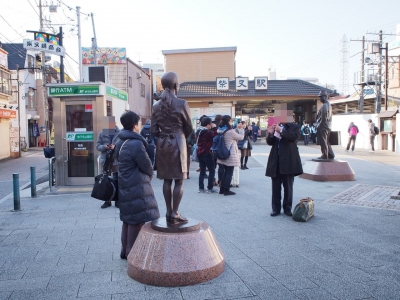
[13,173,21,211]
[30,166,37,198]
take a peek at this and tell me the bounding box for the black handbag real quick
[91,173,118,201]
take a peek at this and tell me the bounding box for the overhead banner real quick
[23,39,65,56]
[82,47,126,64]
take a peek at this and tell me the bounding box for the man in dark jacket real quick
[266,122,303,217]
[140,119,156,165]
[96,124,120,209]
[115,111,160,260]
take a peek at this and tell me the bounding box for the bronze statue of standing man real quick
[151,72,193,224]
[315,90,335,160]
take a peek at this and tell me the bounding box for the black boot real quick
[224,189,236,196]
[219,187,225,194]
[244,164,249,169]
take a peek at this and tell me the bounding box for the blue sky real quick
[1,0,399,94]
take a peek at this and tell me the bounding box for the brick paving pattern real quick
[324,184,400,211]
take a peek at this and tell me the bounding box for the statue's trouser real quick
[317,129,334,158]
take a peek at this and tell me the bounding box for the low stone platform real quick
[127,219,224,287]
[300,159,355,181]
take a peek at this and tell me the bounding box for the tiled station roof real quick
[178,79,333,98]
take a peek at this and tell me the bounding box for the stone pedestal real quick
[300,159,355,181]
[127,218,224,287]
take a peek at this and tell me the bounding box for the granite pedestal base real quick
[300,159,355,181]
[127,218,224,287]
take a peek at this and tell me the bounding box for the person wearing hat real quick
[315,90,335,159]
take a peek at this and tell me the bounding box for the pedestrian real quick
[301,121,310,145]
[368,119,376,152]
[114,111,160,260]
[151,72,193,224]
[251,122,259,143]
[266,122,303,217]
[237,121,252,170]
[310,122,317,144]
[213,115,223,186]
[140,120,156,166]
[196,117,218,193]
[217,115,244,196]
[186,129,196,179]
[345,122,359,152]
[96,123,120,209]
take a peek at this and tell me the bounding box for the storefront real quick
[47,82,128,185]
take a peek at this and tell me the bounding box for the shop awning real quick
[377,110,398,118]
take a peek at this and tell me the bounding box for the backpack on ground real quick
[211,129,231,160]
[349,126,358,136]
[303,126,310,135]
[374,126,379,135]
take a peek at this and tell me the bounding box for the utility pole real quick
[376,30,382,113]
[385,43,389,111]
[360,36,365,112]
[91,13,98,66]
[59,27,64,83]
[77,6,83,81]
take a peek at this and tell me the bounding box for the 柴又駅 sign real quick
[48,86,100,96]
[66,132,94,141]
[23,39,65,56]
[106,85,127,101]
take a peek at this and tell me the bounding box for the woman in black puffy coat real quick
[114,111,160,260]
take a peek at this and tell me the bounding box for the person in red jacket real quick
[196,117,218,193]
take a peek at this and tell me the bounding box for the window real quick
[0,70,11,95]
[106,101,112,116]
[140,83,145,98]
[28,55,35,74]
[129,76,132,87]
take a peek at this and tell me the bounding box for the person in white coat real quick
[216,115,244,196]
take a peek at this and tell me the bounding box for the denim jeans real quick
[304,135,309,145]
[219,164,234,190]
[199,154,215,190]
[346,135,356,151]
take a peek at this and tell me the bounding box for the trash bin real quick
[43,147,55,158]
[329,131,341,145]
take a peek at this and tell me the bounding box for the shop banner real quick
[0,109,17,119]
[106,85,128,101]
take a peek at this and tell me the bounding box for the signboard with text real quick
[216,77,229,91]
[0,109,17,119]
[106,86,128,101]
[235,77,249,90]
[254,77,268,90]
[23,39,65,56]
[48,86,100,96]
[66,132,94,142]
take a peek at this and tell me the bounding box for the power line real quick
[0,15,27,38]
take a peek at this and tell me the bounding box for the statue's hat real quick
[318,90,329,97]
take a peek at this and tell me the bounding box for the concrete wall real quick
[127,61,151,119]
[165,51,235,82]
[332,114,378,150]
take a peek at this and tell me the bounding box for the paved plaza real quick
[0,142,400,299]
